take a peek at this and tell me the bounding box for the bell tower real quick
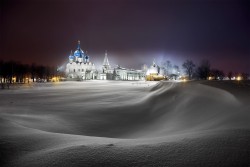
[102,50,110,73]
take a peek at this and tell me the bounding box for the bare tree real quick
[228,71,233,80]
[182,60,196,80]
[162,60,172,76]
[210,69,224,80]
[173,65,180,74]
[196,59,211,80]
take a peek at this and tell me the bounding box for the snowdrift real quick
[0,80,250,166]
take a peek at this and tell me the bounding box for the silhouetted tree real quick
[0,60,57,83]
[241,73,249,80]
[169,65,180,80]
[228,71,233,80]
[31,63,38,82]
[173,65,179,74]
[4,61,14,83]
[196,59,211,80]
[0,60,3,83]
[37,65,46,80]
[162,60,172,76]
[182,60,196,80]
[210,69,225,80]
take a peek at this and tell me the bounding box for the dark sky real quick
[1,0,250,73]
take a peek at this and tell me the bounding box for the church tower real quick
[102,50,110,73]
[74,40,84,63]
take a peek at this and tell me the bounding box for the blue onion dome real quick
[74,40,84,58]
[69,50,74,60]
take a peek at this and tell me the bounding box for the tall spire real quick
[153,59,156,67]
[77,40,81,49]
[103,50,110,66]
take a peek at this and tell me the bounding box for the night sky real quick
[1,0,250,73]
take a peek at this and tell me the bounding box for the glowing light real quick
[51,77,59,82]
[236,76,241,81]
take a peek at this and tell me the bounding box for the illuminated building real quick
[99,51,145,80]
[66,41,98,80]
[65,41,145,81]
[99,51,113,80]
[146,60,165,81]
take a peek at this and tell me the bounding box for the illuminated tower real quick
[153,59,156,67]
[102,50,110,73]
[74,40,84,63]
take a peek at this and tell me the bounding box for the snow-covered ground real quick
[0,80,250,167]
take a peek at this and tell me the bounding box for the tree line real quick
[1,59,249,84]
[0,60,58,83]
[182,59,249,80]
[160,60,180,80]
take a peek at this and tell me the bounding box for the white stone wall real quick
[66,62,96,80]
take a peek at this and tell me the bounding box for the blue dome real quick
[74,40,84,58]
[69,55,74,60]
[74,49,84,58]
[69,51,74,60]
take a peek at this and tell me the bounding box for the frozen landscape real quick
[0,80,250,167]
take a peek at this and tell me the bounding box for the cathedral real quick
[65,41,98,80]
[65,41,163,81]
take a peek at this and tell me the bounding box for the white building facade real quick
[66,41,98,80]
[65,41,145,81]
